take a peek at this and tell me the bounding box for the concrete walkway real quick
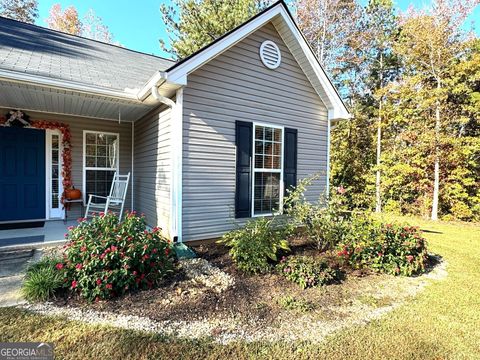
[0,248,42,307]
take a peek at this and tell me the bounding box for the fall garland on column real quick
[0,111,73,205]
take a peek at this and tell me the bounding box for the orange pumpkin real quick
[65,187,82,200]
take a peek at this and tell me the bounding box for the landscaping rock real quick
[179,258,235,293]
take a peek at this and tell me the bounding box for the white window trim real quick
[45,129,64,220]
[82,130,120,205]
[251,122,284,218]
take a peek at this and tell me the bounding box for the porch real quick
[0,220,75,249]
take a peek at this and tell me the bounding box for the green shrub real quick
[219,217,293,274]
[284,176,351,251]
[22,259,63,302]
[338,219,429,276]
[57,211,174,301]
[277,255,343,289]
[277,295,315,312]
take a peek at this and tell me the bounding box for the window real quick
[51,133,60,209]
[252,124,283,216]
[83,131,119,202]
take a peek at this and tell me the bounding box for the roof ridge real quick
[0,15,176,63]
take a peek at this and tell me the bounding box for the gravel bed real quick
[19,256,447,344]
[179,258,235,293]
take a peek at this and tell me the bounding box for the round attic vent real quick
[259,40,281,69]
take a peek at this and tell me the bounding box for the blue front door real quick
[0,127,46,222]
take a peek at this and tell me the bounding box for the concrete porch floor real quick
[0,220,76,249]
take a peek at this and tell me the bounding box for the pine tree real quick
[160,0,270,59]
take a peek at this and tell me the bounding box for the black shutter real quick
[284,127,298,195]
[235,121,252,218]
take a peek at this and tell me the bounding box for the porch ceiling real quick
[0,80,156,122]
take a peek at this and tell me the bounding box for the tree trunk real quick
[431,80,441,220]
[375,100,382,213]
[375,53,384,213]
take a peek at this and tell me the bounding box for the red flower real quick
[165,248,170,256]
[96,279,102,286]
[337,185,346,194]
[80,246,87,252]
[71,280,77,289]
[110,245,117,252]
[143,244,148,250]
[75,263,83,270]
[106,283,113,290]
[377,252,383,257]
[152,248,158,254]
[133,271,138,276]
[55,263,64,270]
[406,255,414,263]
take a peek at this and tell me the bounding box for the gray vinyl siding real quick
[182,22,328,242]
[0,108,133,220]
[133,106,172,238]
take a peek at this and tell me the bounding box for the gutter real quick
[0,69,140,101]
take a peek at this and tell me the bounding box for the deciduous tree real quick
[0,0,38,23]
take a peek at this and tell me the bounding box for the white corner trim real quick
[326,110,333,197]
[169,88,183,242]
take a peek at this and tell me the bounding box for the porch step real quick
[0,249,40,278]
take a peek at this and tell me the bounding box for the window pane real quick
[265,142,273,156]
[85,170,115,200]
[273,142,281,156]
[274,128,282,142]
[86,133,96,144]
[52,135,59,149]
[255,141,264,155]
[253,172,280,215]
[96,157,107,168]
[86,156,96,167]
[265,127,273,141]
[272,156,281,169]
[97,145,107,157]
[255,126,264,141]
[86,144,96,156]
[97,133,107,145]
[254,154,264,169]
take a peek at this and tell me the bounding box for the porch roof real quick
[0,16,174,93]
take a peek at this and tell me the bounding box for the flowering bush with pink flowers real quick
[276,255,343,289]
[58,211,174,301]
[337,217,429,276]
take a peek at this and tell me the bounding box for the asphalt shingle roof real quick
[0,16,175,92]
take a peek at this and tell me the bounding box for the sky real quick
[36,0,480,60]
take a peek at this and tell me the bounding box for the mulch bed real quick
[51,237,377,325]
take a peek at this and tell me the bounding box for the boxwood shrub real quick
[57,211,174,301]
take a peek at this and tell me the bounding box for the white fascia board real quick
[0,68,140,102]
[162,3,349,119]
[276,7,349,119]
[165,5,284,81]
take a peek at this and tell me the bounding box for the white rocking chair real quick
[85,172,130,221]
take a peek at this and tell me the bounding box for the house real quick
[0,1,348,246]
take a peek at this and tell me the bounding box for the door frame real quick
[45,129,64,220]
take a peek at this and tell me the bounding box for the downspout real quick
[149,83,183,243]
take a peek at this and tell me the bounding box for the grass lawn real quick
[1,216,479,359]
